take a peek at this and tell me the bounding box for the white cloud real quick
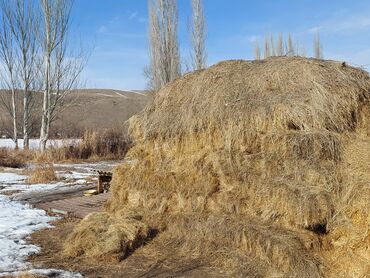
[97,25,108,34]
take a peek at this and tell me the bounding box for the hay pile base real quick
[65,57,370,277]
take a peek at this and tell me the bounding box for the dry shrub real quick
[39,129,131,162]
[27,163,58,184]
[64,57,370,277]
[0,147,28,168]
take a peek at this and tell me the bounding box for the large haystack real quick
[65,57,370,277]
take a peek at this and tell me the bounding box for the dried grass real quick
[64,57,370,277]
[63,211,150,261]
[27,163,58,184]
[0,147,28,168]
[37,129,131,162]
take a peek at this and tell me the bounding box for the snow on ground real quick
[0,161,118,276]
[4,268,83,278]
[0,181,78,194]
[0,138,81,150]
[0,173,27,184]
[0,195,56,274]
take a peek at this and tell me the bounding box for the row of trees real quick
[0,0,84,150]
[254,32,323,60]
[146,0,325,92]
[146,0,207,91]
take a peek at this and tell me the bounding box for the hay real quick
[63,211,150,261]
[64,57,370,277]
[27,163,58,184]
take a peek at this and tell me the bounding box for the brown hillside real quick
[65,57,370,277]
[0,89,149,137]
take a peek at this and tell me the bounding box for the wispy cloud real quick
[129,12,138,20]
[97,25,108,34]
[246,35,262,43]
[308,12,370,34]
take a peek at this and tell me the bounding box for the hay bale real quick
[65,57,370,277]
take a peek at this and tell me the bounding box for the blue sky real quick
[71,0,370,90]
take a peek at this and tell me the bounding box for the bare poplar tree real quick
[270,34,276,57]
[147,0,181,91]
[314,31,323,59]
[39,0,85,151]
[287,33,295,56]
[2,0,39,150]
[254,40,261,60]
[264,37,271,59]
[0,1,19,148]
[276,33,284,56]
[190,0,206,70]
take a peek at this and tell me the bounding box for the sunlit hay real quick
[27,163,58,184]
[63,211,150,262]
[156,213,324,278]
[321,123,370,278]
[65,57,370,276]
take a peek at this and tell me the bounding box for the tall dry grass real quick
[0,147,29,168]
[37,129,131,162]
[26,163,58,184]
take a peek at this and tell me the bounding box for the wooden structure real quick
[97,171,113,193]
[36,193,111,218]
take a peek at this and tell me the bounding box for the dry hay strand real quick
[27,163,58,184]
[64,57,370,277]
[63,211,150,262]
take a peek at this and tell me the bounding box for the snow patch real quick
[1,268,83,277]
[0,195,56,273]
[0,173,26,183]
[1,181,68,193]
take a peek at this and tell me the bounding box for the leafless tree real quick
[0,2,19,148]
[287,33,295,56]
[1,0,39,150]
[147,0,181,91]
[270,34,276,57]
[314,31,323,59]
[39,0,85,151]
[190,0,206,70]
[254,40,261,60]
[276,33,284,56]
[264,37,270,59]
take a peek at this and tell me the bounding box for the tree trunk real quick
[40,76,49,152]
[40,1,51,153]
[23,89,29,150]
[11,88,18,150]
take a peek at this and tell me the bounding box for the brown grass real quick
[63,57,370,277]
[27,163,58,184]
[63,211,150,261]
[0,147,28,168]
[36,129,131,162]
[0,129,130,166]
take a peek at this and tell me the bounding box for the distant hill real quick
[0,89,150,138]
